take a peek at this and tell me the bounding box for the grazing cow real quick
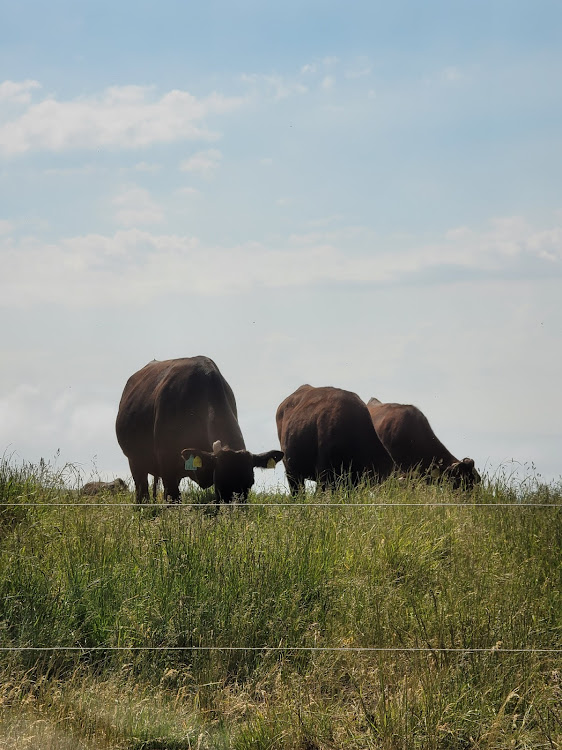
[115,356,283,503]
[80,478,128,495]
[276,385,394,494]
[367,398,480,489]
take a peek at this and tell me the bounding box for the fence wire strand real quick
[1,646,561,653]
[3,493,559,655]
[1,502,561,508]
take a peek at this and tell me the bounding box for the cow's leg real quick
[129,460,149,504]
[163,476,182,504]
[314,467,327,494]
[316,467,338,494]
[152,476,160,500]
[316,477,331,494]
[287,473,304,496]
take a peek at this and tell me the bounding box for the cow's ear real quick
[181,448,215,472]
[462,458,475,469]
[252,450,284,469]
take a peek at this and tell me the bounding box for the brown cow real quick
[115,356,283,503]
[80,478,128,495]
[276,385,394,495]
[367,398,480,489]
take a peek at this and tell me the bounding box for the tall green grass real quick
[0,459,561,748]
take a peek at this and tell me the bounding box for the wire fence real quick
[2,491,560,656]
[1,646,561,653]
[1,501,561,508]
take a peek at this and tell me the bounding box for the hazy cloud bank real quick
[1,215,560,308]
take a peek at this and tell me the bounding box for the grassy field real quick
[0,457,561,749]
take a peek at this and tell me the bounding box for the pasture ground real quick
[0,458,561,749]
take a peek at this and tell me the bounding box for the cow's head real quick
[441,457,481,490]
[109,478,128,492]
[181,441,284,502]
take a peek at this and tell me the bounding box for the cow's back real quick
[367,400,455,472]
[277,385,393,484]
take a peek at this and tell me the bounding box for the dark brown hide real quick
[80,478,127,495]
[367,398,480,489]
[276,385,394,495]
[180,442,283,503]
[115,356,283,503]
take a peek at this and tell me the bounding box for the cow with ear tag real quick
[116,356,283,503]
[181,440,284,503]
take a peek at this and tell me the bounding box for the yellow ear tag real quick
[267,458,277,469]
[185,455,203,471]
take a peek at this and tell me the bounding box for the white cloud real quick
[0,219,13,234]
[240,73,308,100]
[1,215,561,309]
[113,187,164,226]
[176,186,200,197]
[423,66,469,87]
[238,57,359,101]
[179,148,222,178]
[300,57,339,75]
[0,83,243,156]
[0,79,41,104]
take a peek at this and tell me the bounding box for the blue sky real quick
[1,0,561,489]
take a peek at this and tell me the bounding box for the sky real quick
[1,0,561,491]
